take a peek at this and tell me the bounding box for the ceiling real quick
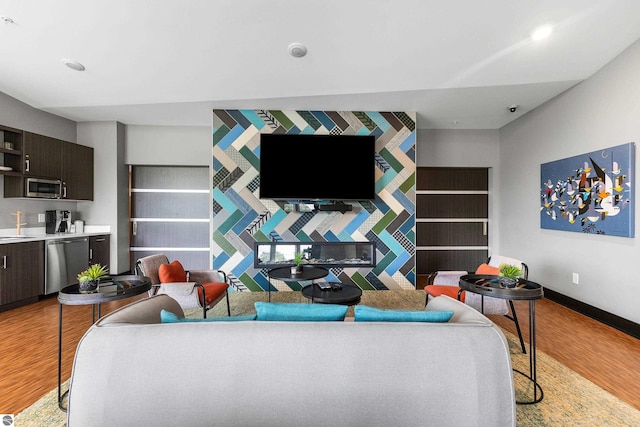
[1,0,640,130]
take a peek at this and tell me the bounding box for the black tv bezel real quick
[258,133,376,201]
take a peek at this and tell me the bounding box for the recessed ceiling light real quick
[531,25,553,41]
[62,59,85,71]
[288,43,307,58]
[1,16,14,24]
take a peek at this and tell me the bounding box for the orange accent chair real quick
[424,255,528,353]
[136,254,230,318]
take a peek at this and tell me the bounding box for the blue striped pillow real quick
[255,302,348,321]
[354,305,453,322]
[160,309,256,323]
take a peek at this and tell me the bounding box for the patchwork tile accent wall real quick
[212,109,416,292]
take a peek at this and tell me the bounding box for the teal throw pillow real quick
[354,305,453,322]
[160,309,256,323]
[255,302,348,321]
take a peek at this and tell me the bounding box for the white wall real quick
[417,129,499,167]
[125,125,211,165]
[76,122,129,273]
[0,92,76,142]
[499,39,640,323]
[417,129,501,254]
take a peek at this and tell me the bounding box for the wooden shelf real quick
[1,125,24,176]
[0,148,22,156]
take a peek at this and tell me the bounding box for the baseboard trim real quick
[544,288,640,340]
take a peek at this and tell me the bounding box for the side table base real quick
[513,368,544,404]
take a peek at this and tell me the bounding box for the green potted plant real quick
[77,263,109,293]
[292,253,305,275]
[498,263,522,288]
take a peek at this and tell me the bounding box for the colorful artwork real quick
[540,143,635,237]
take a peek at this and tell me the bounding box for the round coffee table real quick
[267,266,329,302]
[301,282,362,305]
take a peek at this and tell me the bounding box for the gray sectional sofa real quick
[67,294,515,426]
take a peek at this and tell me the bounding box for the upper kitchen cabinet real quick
[62,142,93,200]
[23,132,62,178]
[3,129,94,200]
[0,125,24,177]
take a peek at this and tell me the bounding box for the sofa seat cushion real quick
[160,309,255,323]
[354,305,454,322]
[255,302,348,321]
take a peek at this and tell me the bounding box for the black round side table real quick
[57,275,151,411]
[459,274,544,404]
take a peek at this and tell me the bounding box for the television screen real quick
[259,133,376,201]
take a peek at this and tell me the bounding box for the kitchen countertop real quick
[0,231,110,245]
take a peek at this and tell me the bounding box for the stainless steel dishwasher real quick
[45,237,89,294]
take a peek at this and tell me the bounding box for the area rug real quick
[16,290,640,426]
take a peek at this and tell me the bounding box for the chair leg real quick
[505,300,526,354]
[225,290,231,316]
[195,283,207,319]
[425,293,429,307]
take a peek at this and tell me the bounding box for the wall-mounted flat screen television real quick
[259,133,376,201]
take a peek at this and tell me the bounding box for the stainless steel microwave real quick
[25,177,62,199]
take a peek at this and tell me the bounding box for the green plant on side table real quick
[77,264,109,293]
[292,253,305,275]
[498,263,522,289]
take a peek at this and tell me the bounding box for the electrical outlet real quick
[38,213,45,223]
[572,272,579,285]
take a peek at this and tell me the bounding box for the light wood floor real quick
[490,299,640,411]
[0,294,148,415]
[1,293,639,415]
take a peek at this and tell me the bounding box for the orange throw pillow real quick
[475,263,499,275]
[158,260,188,283]
[199,282,228,306]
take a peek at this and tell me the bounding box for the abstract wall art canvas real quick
[540,142,635,237]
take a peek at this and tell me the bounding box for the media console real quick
[313,202,352,213]
[254,241,376,269]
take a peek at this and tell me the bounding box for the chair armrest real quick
[155,282,199,296]
[429,271,469,286]
[187,270,226,284]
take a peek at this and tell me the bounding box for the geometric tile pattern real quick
[212,109,416,292]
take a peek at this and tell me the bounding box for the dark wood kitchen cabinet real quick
[0,241,45,307]
[0,124,24,176]
[3,130,94,200]
[62,142,94,200]
[23,132,63,178]
[89,235,110,272]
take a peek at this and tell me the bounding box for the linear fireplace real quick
[253,241,376,269]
